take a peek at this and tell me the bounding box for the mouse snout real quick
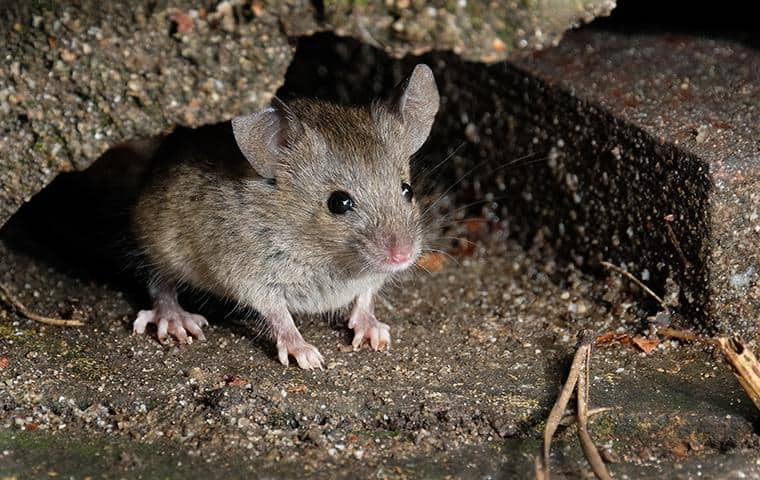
[380,233,416,270]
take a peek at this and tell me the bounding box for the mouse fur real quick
[132,64,440,369]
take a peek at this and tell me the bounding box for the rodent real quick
[131,64,440,369]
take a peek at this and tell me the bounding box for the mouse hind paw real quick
[276,337,324,370]
[133,307,208,345]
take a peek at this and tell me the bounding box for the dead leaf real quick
[596,332,631,347]
[633,337,660,354]
[287,384,308,394]
[169,10,194,34]
[417,253,445,272]
[251,2,264,16]
[225,375,247,386]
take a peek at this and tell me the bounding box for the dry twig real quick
[576,339,612,480]
[0,282,84,327]
[539,330,611,479]
[559,407,613,427]
[657,327,715,345]
[601,261,665,307]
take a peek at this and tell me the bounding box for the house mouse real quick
[131,64,440,369]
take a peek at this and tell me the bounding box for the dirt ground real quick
[1,211,759,478]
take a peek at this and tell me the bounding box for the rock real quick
[278,0,616,63]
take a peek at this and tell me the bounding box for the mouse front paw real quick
[277,337,324,370]
[348,310,391,351]
[133,307,208,345]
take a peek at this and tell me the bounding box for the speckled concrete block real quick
[0,1,293,228]
[0,0,615,230]
[509,30,759,338]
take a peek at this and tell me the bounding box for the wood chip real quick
[717,337,760,411]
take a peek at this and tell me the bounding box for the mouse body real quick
[131,65,440,369]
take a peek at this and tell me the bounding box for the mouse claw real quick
[277,338,324,370]
[349,311,391,352]
[133,306,209,346]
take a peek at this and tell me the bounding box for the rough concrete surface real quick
[280,0,616,63]
[0,0,616,229]
[1,217,759,478]
[1,4,759,478]
[510,30,760,340]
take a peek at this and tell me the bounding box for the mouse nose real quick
[384,234,414,266]
[387,246,412,265]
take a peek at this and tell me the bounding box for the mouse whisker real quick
[412,140,466,182]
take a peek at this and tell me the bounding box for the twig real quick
[0,282,84,327]
[534,455,549,480]
[664,223,692,270]
[657,327,716,346]
[601,261,665,307]
[559,407,613,427]
[576,339,612,480]
[540,330,597,479]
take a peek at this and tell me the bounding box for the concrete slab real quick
[1,220,758,478]
[510,30,760,339]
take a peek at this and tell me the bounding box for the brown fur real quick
[133,65,439,318]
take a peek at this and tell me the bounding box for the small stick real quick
[559,407,613,427]
[541,330,596,478]
[0,282,84,327]
[576,339,612,480]
[657,327,716,346]
[601,261,665,307]
[534,455,549,480]
[664,223,692,270]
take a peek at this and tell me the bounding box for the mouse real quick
[130,64,440,369]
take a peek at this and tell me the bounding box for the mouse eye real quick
[328,191,355,215]
[401,182,414,202]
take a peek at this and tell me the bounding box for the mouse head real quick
[232,64,439,276]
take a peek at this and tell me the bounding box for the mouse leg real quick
[133,280,208,344]
[263,305,324,370]
[348,290,390,351]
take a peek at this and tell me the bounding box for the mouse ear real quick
[231,98,304,179]
[382,64,440,155]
